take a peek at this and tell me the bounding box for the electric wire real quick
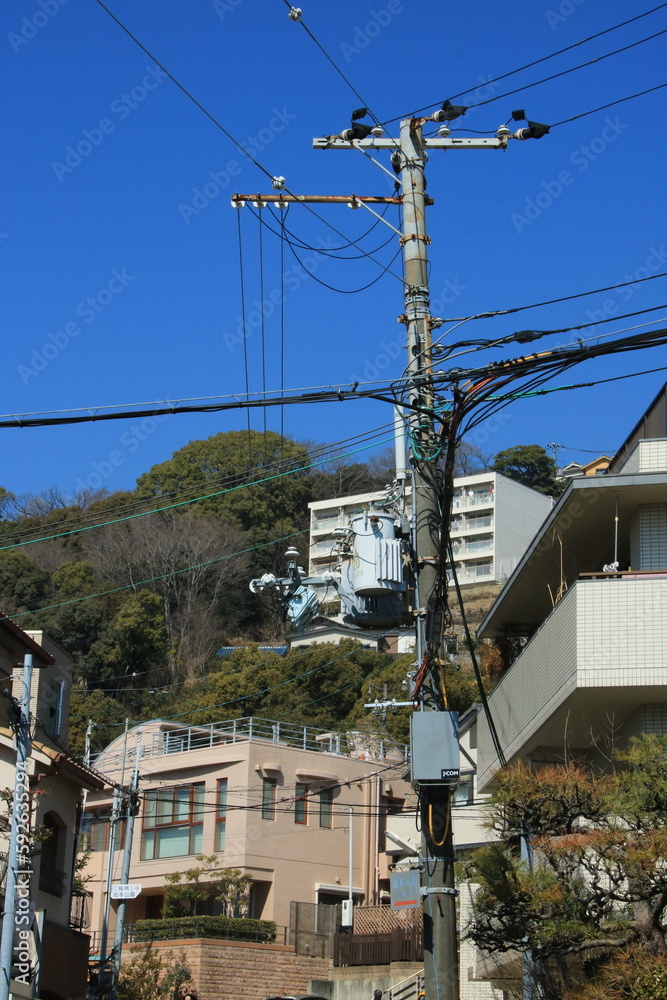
[378,3,667,125]
[278,0,382,125]
[551,81,667,127]
[0,423,398,547]
[92,0,407,289]
[0,427,405,552]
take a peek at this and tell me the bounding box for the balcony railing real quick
[93,717,407,771]
[452,491,494,510]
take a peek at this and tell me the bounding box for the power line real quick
[379,4,667,125]
[551,81,667,127]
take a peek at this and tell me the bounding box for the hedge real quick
[132,916,277,943]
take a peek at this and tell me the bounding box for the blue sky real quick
[3,0,666,498]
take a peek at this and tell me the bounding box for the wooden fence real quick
[333,925,423,966]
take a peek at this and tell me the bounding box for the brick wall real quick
[123,938,330,1000]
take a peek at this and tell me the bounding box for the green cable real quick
[2,528,308,623]
[0,432,398,554]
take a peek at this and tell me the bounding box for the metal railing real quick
[93,717,407,770]
[39,865,68,897]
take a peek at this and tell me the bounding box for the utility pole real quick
[110,729,142,998]
[0,653,35,1000]
[235,108,542,1000]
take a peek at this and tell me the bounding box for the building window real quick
[262,778,277,820]
[319,787,333,828]
[141,784,204,860]
[452,780,473,807]
[215,779,227,851]
[294,783,308,825]
[45,679,64,738]
[81,807,126,852]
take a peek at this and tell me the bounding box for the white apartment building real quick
[307,472,553,613]
[476,385,667,791]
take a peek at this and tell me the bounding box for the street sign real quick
[390,870,420,909]
[111,884,142,899]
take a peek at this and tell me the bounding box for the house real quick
[83,717,411,945]
[0,617,105,1000]
[475,383,667,791]
[559,455,612,479]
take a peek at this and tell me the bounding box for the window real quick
[141,784,204,860]
[81,807,126,852]
[45,679,64,738]
[261,778,276,821]
[319,787,333,828]
[294,783,308,825]
[452,780,473,807]
[215,779,227,851]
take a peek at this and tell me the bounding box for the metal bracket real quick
[400,233,432,246]
[421,887,458,897]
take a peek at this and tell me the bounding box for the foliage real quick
[135,430,312,542]
[117,944,194,1000]
[132,916,276,944]
[462,736,667,998]
[0,551,51,612]
[67,688,128,757]
[162,855,252,919]
[491,444,563,496]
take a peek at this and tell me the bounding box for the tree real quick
[0,551,51,612]
[491,444,562,496]
[135,430,313,541]
[462,736,667,999]
[162,856,252,919]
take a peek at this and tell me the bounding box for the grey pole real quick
[110,729,142,994]
[0,653,34,1000]
[97,785,121,995]
[399,117,459,1000]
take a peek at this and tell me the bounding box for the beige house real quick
[0,617,104,1000]
[83,718,411,943]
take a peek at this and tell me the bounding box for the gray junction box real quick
[410,711,460,786]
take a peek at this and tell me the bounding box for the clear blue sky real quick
[3,0,666,498]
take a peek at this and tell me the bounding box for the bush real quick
[132,915,277,944]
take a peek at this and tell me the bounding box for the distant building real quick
[559,455,612,479]
[307,472,554,617]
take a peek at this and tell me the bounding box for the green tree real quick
[0,551,51,612]
[462,736,667,999]
[162,856,252,919]
[491,444,562,496]
[135,430,313,541]
[67,688,128,757]
[83,590,169,691]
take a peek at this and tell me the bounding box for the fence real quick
[333,925,423,966]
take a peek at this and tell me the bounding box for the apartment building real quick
[307,472,553,613]
[83,718,410,941]
[475,384,667,791]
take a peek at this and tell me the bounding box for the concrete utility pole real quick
[235,113,525,1000]
[110,729,142,997]
[0,653,35,1000]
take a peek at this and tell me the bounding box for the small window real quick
[294,783,308,825]
[452,780,473,807]
[262,778,277,821]
[141,784,204,860]
[215,778,228,851]
[319,787,333,828]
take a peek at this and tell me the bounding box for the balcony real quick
[451,515,493,533]
[477,574,667,791]
[452,490,495,511]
